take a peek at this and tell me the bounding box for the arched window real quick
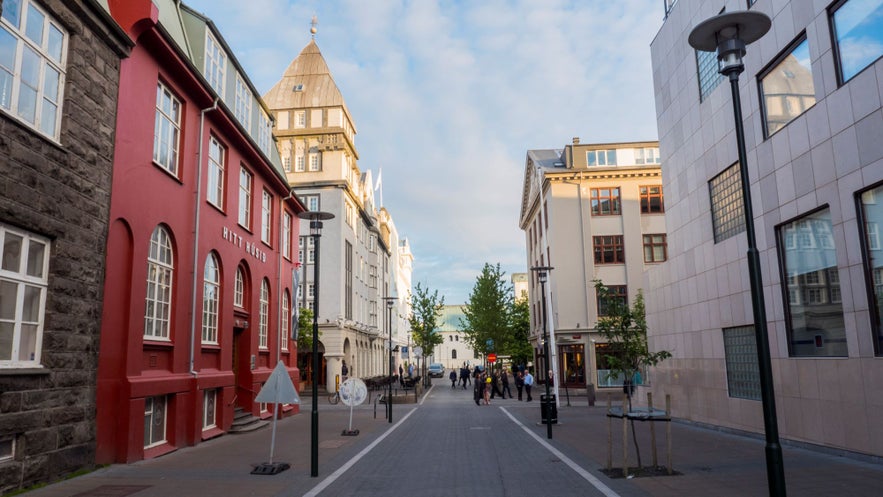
[144,226,173,339]
[202,253,220,343]
[281,290,290,351]
[259,279,270,349]
[234,267,245,307]
[452,349,458,360]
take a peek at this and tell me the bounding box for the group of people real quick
[447,364,534,405]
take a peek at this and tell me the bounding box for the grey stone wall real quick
[0,1,129,493]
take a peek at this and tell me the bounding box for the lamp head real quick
[297,211,335,236]
[530,265,554,284]
[688,11,771,76]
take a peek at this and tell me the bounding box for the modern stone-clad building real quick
[0,0,131,492]
[519,140,666,395]
[646,0,883,457]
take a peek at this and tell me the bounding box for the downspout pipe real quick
[189,97,220,377]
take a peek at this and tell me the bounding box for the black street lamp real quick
[297,210,334,478]
[383,296,397,423]
[531,265,554,440]
[688,12,785,497]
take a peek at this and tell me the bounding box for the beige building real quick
[646,0,883,458]
[519,139,666,395]
[435,305,482,371]
[264,36,412,391]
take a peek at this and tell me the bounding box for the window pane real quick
[723,326,760,400]
[18,323,36,361]
[779,209,846,357]
[860,185,883,355]
[761,37,815,136]
[832,0,883,82]
[21,284,40,321]
[2,233,22,271]
[709,163,745,243]
[0,322,12,360]
[40,99,56,136]
[47,23,62,62]
[0,27,16,71]
[42,64,58,100]
[24,3,43,45]
[2,0,22,28]
[0,280,17,319]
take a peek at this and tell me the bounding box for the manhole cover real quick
[72,486,151,497]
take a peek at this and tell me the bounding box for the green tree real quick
[408,282,445,366]
[595,280,671,470]
[295,307,317,350]
[461,263,529,366]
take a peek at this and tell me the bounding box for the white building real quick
[646,0,883,457]
[434,305,482,371]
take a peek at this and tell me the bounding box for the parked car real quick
[428,363,445,378]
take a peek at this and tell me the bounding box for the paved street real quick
[24,379,883,497]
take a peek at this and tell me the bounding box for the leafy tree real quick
[461,263,529,366]
[595,280,670,470]
[408,282,445,364]
[295,307,317,350]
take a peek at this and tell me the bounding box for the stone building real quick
[0,0,130,492]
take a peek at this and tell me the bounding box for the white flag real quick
[374,168,382,191]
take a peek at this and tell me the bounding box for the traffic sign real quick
[488,353,497,363]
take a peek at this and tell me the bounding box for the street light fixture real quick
[531,265,554,440]
[688,11,785,497]
[383,296,397,423]
[297,210,334,478]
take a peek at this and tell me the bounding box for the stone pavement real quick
[20,386,883,497]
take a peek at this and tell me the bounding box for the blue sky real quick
[184,0,664,304]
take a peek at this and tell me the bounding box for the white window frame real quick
[282,211,292,260]
[309,153,319,171]
[259,279,269,349]
[202,389,217,430]
[233,73,251,129]
[261,190,272,245]
[238,168,252,229]
[207,136,225,208]
[201,253,220,344]
[258,111,271,154]
[153,81,181,175]
[204,30,226,96]
[144,395,168,448]
[0,223,49,367]
[295,110,306,128]
[144,226,173,340]
[281,291,290,351]
[234,266,244,308]
[302,194,319,212]
[0,0,67,139]
[295,155,305,172]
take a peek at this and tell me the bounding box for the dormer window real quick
[292,84,304,92]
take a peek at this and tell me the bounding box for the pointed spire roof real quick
[264,39,354,129]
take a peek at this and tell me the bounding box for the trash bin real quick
[541,394,557,424]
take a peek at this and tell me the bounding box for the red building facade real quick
[97,0,303,463]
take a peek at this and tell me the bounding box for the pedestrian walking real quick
[515,370,524,401]
[490,371,503,399]
[399,364,404,387]
[459,366,468,389]
[523,369,534,402]
[483,372,491,405]
[473,368,485,406]
[501,370,512,399]
[341,360,348,381]
[449,369,457,388]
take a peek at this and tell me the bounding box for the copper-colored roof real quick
[264,40,355,128]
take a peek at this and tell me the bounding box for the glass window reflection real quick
[859,185,883,356]
[831,0,883,83]
[760,36,816,137]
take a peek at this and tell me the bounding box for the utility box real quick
[541,394,557,424]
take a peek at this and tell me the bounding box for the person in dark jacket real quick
[501,370,512,399]
[515,370,525,400]
[449,369,457,388]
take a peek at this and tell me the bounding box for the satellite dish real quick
[340,378,367,407]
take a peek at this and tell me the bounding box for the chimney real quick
[573,137,580,145]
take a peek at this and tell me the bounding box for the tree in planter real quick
[408,283,444,383]
[595,280,671,471]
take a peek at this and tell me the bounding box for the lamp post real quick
[383,296,397,423]
[531,265,554,440]
[689,12,785,496]
[297,210,334,478]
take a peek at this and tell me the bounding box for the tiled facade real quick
[647,0,883,457]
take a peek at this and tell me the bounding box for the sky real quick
[184,0,665,304]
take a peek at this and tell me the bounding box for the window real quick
[597,285,627,316]
[777,208,846,357]
[309,153,319,171]
[587,149,617,166]
[590,188,621,216]
[204,31,226,95]
[207,136,225,208]
[202,253,219,344]
[261,190,272,245]
[0,0,67,139]
[640,186,664,213]
[233,74,251,128]
[696,49,724,101]
[283,157,291,173]
[859,184,883,355]
[831,0,883,84]
[709,163,746,243]
[635,148,661,164]
[760,35,815,137]
[258,111,271,154]
[282,211,292,260]
[0,223,49,366]
[238,168,252,229]
[202,389,217,430]
[295,155,305,172]
[723,326,760,400]
[144,395,167,448]
[234,266,244,308]
[452,349,457,359]
[345,241,352,319]
[259,279,269,349]
[281,291,290,351]
[593,235,624,264]
[302,194,319,212]
[153,82,181,175]
[295,110,305,128]
[0,436,13,462]
[144,226,173,339]
[643,234,667,263]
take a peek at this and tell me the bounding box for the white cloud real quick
[182,0,663,303]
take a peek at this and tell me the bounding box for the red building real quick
[97,0,303,463]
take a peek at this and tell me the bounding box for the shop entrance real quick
[558,344,586,387]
